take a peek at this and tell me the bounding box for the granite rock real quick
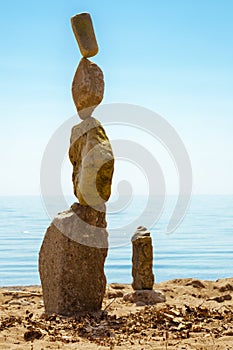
[69,117,114,207]
[71,13,99,58]
[39,203,108,316]
[132,226,154,290]
[72,58,104,119]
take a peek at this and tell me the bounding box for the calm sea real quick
[0,195,232,286]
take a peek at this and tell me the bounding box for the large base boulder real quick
[39,203,108,316]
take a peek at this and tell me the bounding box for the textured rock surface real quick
[39,203,108,316]
[69,117,114,207]
[123,290,166,305]
[72,58,104,119]
[132,226,154,290]
[71,13,98,58]
[132,225,150,241]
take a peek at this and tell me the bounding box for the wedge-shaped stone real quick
[71,13,99,58]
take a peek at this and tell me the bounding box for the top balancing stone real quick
[71,13,99,58]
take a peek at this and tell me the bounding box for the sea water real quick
[0,195,232,286]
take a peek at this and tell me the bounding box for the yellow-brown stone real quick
[72,58,104,120]
[71,13,99,58]
[131,227,155,290]
[69,117,114,207]
[39,203,108,315]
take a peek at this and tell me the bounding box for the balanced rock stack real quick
[39,13,114,316]
[123,227,166,305]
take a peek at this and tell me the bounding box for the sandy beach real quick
[0,278,233,349]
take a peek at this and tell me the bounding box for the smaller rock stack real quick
[123,227,165,305]
[132,226,154,290]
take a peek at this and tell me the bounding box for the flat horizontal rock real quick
[72,58,104,119]
[123,290,166,305]
[131,225,150,241]
[71,13,98,58]
[69,118,114,207]
[39,203,108,316]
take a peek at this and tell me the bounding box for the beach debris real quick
[207,294,232,303]
[24,329,43,341]
[69,118,114,207]
[39,12,114,315]
[72,58,104,119]
[2,290,42,298]
[39,204,108,315]
[103,298,117,311]
[218,283,233,292]
[7,299,31,306]
[131,226,154,290]
[1,278,233,347]
[2,302,233,346]
[0,316,22,331]
[106,288,124,299]
[123,289,165,305]
[186,280,206,289]
[109,284,126,290]
[71,13,99,58]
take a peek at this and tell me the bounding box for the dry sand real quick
[0,278,233,349]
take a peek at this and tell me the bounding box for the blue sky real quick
[0,0,233,195]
